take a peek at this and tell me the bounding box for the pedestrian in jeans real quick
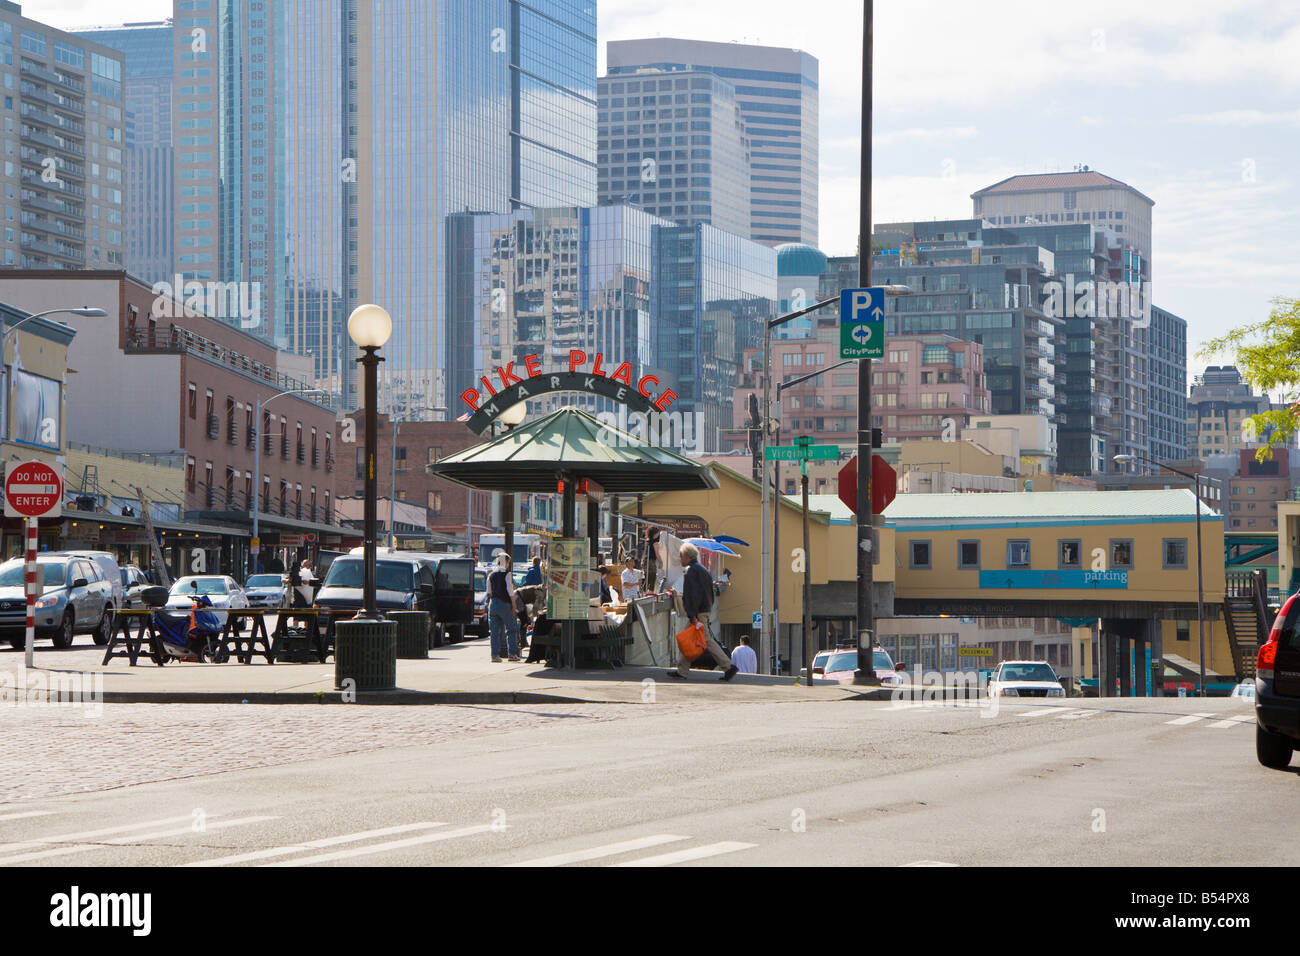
[669,542,738,682]
[486,556,521,662]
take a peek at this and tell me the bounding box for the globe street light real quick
[348,304,391,617]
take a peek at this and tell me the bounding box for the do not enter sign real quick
[5,460,62,518]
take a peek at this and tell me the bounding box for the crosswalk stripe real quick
[0,816,276,866]
[505,834,690,867]
[263,824,495,866]
[0,811,54,822]
[611,841,757,867]
[1208,716,1253,729]
[1057,710,1098,719]
[0,813,203,859]
[1016,707,1072,717]
[1165,712,1217,726]
[185,822,448,867]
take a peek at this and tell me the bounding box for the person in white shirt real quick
[731,634,758,674]
[620,556,644,602]
[296,559,316,607]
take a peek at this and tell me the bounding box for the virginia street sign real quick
[840,287,885,359]
[766,444,839,461]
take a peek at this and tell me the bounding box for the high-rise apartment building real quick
[1187,365,1279,461]
[606,37,818,247]
[1,2,126,272]
[1146,304,1188,466]
[597,67,750,236]
[73,20,174,285]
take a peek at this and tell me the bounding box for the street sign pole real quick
[24,517,36,667]
[855,0,877,685]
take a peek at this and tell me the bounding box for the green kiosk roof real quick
[427,406,720,495]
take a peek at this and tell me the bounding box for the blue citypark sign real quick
[839,287,885,359]
[978,569,1129,590]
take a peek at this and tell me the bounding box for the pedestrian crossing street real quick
[888,700,1255,730]
[0,811,757,868]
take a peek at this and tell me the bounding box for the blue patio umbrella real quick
[712,534,750,547]
[686,537,739,557]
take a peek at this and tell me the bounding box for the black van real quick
[430,554,475,643]
[314,551,440,647]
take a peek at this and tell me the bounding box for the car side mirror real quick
[73,578,88,589]
[894,661,907,671]
[812,666,824,674]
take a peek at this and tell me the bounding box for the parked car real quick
[472,566,489,637]
[243,573,287,609]
[166,575,248,626]
[58,551,124,610]
[431,554,475,640]
[807,646,902,685]
[317,551,441,645]
[987,660,1066,698]
[119,564,152,609]
[0,555,115,649]
[1255,591,1300,769]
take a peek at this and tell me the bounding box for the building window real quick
[957,539,980,570]
[428,491,442,515]
[1110,538,1134,569]
[1176,621,1189,642]
[1006,540,1031,568]
[909,540,931,569]
[188,383,197,418]
[1059,539,1081,569]
[1162,538,1188,569]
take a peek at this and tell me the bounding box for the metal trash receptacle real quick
[389,610,430,660]
[334,618,397,691]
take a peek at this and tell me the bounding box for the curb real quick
[89,690,600,706]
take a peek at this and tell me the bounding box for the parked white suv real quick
[987,660,1066,699]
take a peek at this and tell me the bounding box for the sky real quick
[34,0,1300,379]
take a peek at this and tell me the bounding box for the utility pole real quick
[854,0,877,683]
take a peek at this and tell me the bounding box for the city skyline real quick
[32,0,1300,379]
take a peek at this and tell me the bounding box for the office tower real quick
[1187,365,1279,461]
[773,242,827,339]
[606,37,818,246]
[597,67,750,236]
[972,170,1156,472]
[73,20,174,285]
[1146,304,1187,467]
[0,2,126,271]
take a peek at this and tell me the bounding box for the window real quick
[1110,538,1133,569]
[1176,621,1189,642]
[188,383,197,418]
[428,491,442,514]
[1163,538,1188,569]
[1059,539,1081,569]
[957,539,980,570]
[909,540,931,569]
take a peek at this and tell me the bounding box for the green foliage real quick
[1198,297,1300,460]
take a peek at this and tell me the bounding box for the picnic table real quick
[100,607,334,666]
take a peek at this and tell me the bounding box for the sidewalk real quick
[1,637,892,706]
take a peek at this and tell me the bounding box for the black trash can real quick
[334,618,397,691]
[389,610,430,660]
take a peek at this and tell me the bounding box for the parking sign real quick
[839,287,885,359]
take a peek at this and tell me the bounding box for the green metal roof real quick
[885,489,1221,528]
[427,406,720,494]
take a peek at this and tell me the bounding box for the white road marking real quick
[0,811,54,822]
[1016,707,1072,718]
[263,824,495,866]
[1208,715,1254,729]
[0,812,203,859]
[0,816,277,865]
[903,860,959,867]
[1165,712,1217,726]
[185,822,448,867]
[1057,710,1098,719]
[505,834,690,867]
[612,841,757,867]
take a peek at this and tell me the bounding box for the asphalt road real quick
[0,694,1292,867]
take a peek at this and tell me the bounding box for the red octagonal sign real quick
[5,460,62,518]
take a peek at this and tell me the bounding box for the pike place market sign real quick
[461,349,678,435]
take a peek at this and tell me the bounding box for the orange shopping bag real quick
[675,621,707,661]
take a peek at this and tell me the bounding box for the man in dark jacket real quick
[669,542,738,682]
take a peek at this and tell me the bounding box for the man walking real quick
[486,556,521,663]
[669,542,738,682]
[731,634,758,674]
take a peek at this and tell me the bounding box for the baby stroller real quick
[142,586,229,664]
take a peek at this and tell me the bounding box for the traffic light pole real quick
[854,0,877,685]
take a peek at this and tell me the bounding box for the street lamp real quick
[1113,453,1207,697]
[252,386,327,575]
[348,304,392,618]
[4,307,106,442]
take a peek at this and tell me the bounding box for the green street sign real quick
[794,435,814,446]
[840,318,884,359]
[765,444,840,461]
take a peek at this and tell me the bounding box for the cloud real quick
[873,126,978,148]
[1171,109,1300,126]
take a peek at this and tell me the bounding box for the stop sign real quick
[837,454,897,516]
[5,460,62,518]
